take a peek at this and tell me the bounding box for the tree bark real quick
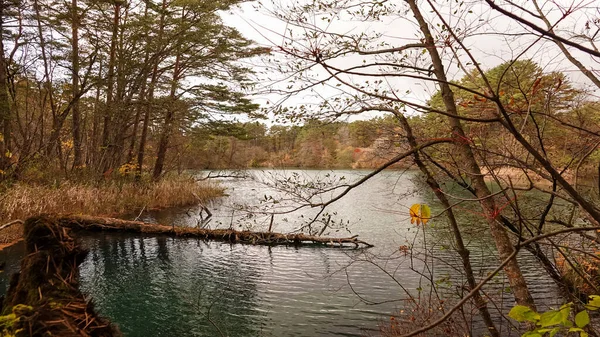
[34,0,60,159]
[2,216,121,336]
[89,59,103,166]
[52,214,374,248]
[152,51,180,181]
[126,3,151,165]
[108,4,132,170]
[150,0,175,181]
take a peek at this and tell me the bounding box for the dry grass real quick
[0,176,223,225]
[0,222,23,244]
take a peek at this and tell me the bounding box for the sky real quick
[220,0,600,124]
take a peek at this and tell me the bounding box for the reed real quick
[0,176,223,224]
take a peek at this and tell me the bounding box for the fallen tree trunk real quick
[1,216,120,337]
[0,213,371,336]
[55,214,374,248]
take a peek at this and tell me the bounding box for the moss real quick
[0,304,32,336]
[0,313,17,330]
[48,301,63,310]
[10,305,32,316]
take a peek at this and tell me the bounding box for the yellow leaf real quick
[409,204,431,226]
[410,204,420,225]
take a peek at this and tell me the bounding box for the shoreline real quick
[0,176,223,252]
[0,167,571,252]
[481,166,562,189]
[0,239,22,251]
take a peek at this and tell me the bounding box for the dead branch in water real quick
[195,170,249,181]
[54,214,374,248]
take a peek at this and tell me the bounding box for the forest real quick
[2,0,600,336]
[0,1,599,182]
[0,0,267,183]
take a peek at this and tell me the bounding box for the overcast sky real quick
[221,0,600,123]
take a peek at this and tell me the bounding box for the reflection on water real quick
[79,233,403,337]
[0,242,24,296]
[0,170,565,336]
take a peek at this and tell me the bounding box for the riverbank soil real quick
[0,216,121,337]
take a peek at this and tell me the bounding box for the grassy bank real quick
[0,175,223,245]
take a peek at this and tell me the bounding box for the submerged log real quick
[54,214,374,248]
[1,216,121,337]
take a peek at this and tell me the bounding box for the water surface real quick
[2,169,563,336]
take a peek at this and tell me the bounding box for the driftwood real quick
[54,214,374,248]
[1,216,121,337]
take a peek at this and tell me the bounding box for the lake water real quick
[0,170,563,336]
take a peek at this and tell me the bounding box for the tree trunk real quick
[107,4,131,170]
[0,2,11,177]
[50,214,373,248]
[34,0,59,159]
[407,0,536,310]
[127,91,144,164]
[394,111,499,337]
[2,216,121,336]
[135,88,151,181]
[71,0,82,169]
[152,51,180,181]
[152,5,185,181]
[89,59,103,166]
[101,3,120,174]
[136,0,167,181]
[126,3,150,165]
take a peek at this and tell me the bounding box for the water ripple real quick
[75,170,565,337]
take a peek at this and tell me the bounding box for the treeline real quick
[182,60,600,178]
[179,116,412,170]
[2,0,600,186]
[421,59,600,182]
[0,0,265,183]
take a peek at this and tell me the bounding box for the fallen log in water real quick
[54,214,374,248]
[1,216,121,337]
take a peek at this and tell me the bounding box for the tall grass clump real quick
[379,296,474,337]
[0,175,223,224]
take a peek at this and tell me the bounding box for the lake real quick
[1,169,563,336]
